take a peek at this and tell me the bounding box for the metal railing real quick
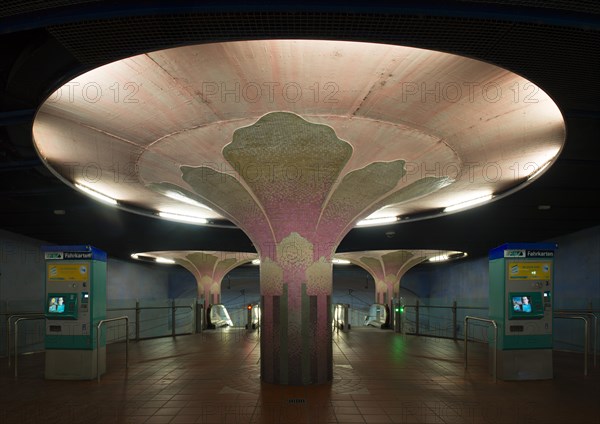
[3,301,597,378]
[464,316,498,383]
[553,314,589,376]
[402,301,488,340]
[97,316,129,382]
[6,313,45,367]
[2,302,196,361]
[107,301,194,340]
[554,310,597,368]
[13,316,46,378]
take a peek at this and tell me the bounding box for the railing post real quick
[594,313,598,368]
[584,318,588,376]
[97,321,101,382]
[14,318,20,378]
[415,300,420,336]
[135,300,140,341]
[464,316,497,383]
[171,299,176,338]
[125,318,129,370]
[492,322,497,383]
[452,301,457,340]
[554,313,592,376]
[12,316,45,378]
[7,315,12,367]
[464,316,468,369]
[97,316,129,382]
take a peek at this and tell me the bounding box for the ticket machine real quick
[43,245,107,379]
[489,242,556,380]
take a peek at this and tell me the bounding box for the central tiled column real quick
[162,112,451,384]
[258,233,334,384]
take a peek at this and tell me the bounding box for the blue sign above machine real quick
[42,245,107,262]
[489,242,557,260]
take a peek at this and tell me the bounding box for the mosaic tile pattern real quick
[32,40,566,386]
[336,250,462,304]
[175,113,454,385]
[135,251,257,310]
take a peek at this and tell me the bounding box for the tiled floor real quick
[1,327,599,423]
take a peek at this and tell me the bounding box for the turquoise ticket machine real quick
[43,245,107,379]
[489,242,556,380]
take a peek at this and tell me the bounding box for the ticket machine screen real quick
[46,293,78,319]
[508,292,543,319]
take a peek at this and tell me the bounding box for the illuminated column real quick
[174,251,257,309]
[156,112,451,384]
[375,280,387,304]
[336,250,449,310]
[137,250,257,316]
[197,275,219,308]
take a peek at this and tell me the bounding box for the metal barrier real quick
[7,313,45,368]
[3,303,195,362]
[464,316,498,383]
[13,316,46,378]
[403,303,488,340]
[555,310,597,368]
[553,314,589,376]
[107,303,193,339]
[97,316,129,382]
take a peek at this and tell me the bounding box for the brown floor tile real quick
[0,328,598,424]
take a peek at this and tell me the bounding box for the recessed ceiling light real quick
[443,194,493,213]
[527,161,552,180]
[158,211,208,224]
[356,216,399,226]
[164,191,213,210]
[155,257,175,264]
[53,209,66,215]
[74,183,118,205]
[332,258,351,264]
[429,254,450,262]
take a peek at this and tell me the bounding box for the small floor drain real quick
[288,398,306,404]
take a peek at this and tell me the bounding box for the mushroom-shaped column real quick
[136,251,257,310]
[158,112,450,384]
[335,250,464,306]
[32,41,565,384]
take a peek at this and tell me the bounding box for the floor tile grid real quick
[0,327,598,423]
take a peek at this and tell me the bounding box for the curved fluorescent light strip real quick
[74,183,118,205]
[155,257,175,264]
[443,194,493,213]
[332,258,351,264]
[429,251,468,262]
[527,161,552,181]
[429,254,449,262]
[158,211,208,224]
[355,216,399,227]
[165,191,213,210]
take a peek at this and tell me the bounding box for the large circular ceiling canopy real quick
[32,39,565,230]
